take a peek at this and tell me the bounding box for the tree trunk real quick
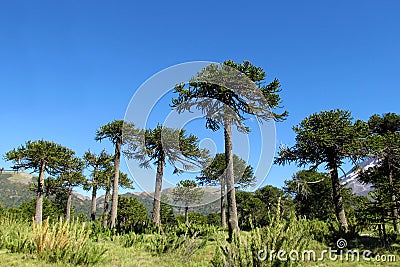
[329,163,348,232]
[91,167,98,222]
[152,154,164,226]
[34,161,46,224]
[102,185,111,228]
[220,179,227,228]
[388,164,399,233]
[224,121,239,241]
[185,206,189,225]
[66,187,72,220]
[109,141,121,229]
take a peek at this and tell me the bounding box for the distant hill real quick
[1,165,376,218]
[0,172,220,218]
[0,172,92,215]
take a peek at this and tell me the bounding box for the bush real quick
[176,212,207,225]
[212,209,317,266]
[116,196,149,234]
[207,212,221,226]
[14,198,63,222]
[146,228,208,262]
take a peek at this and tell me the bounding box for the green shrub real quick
[168,221,217,238]
[212,209,316,266]
[116,196,149,234]
[0,215,107,265]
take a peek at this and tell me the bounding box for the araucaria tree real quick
[359,113,400,233]
[124,125,208,227]
[197,153,255,228]
[95,120,136,229]
[275,109,369,232]
[84,150,113,221]
[57,156,86,220]
[172,60,287,240]
[172,179,204,224]
[5,140,76,223]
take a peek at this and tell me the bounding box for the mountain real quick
[0,172,220,217]
[340,158,377,196]
[0,172,91,215]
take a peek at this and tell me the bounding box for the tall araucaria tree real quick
[124,125,208,227]
[275,109,369,232]
[359,112,400,233]
[172,60,287,240]
[196,153,255,228]
[95,120,136,229]
[5,140,76,224]
[83,150,113,221]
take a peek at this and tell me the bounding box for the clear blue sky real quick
[1,0,399,196]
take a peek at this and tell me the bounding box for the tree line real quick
[3,60,399,243]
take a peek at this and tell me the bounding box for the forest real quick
[0,60,399,266]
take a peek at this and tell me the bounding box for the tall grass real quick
[211,205,321,267]
[121,222,215,262]
[0,213,107,265]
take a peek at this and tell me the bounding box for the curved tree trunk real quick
[66,187,73,220]
[224,121,239,241]
[110,141,121,229]
[329,163,348,232]
[220,178,226,228]
[102,185,111,228]
[34,161,46,224]
[152,154,165,226]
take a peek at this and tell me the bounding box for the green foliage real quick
[171,60,288,132]
[276,110,369,168]
[144,223,211,262]
[175,221,217,239]
[95,120,136,145]
[175,212,208,226]
[0,215,106,265]
[207,212,221,226]
[211,212,315,267]
[236,185,293,230]
[285,170,336,220]
[160,201,176,225]
[359,113,400,234]
[275,109,370,232]
[5,140,77,175]
[0,202,4,214]
[197,153,256,188]
[116,195,149,234]
[124,125,209,171]
[16,198,64,221]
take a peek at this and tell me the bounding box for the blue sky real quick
[1,0,399,196]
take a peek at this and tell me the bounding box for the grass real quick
[1,240,398,267]
[1,213,399,266]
